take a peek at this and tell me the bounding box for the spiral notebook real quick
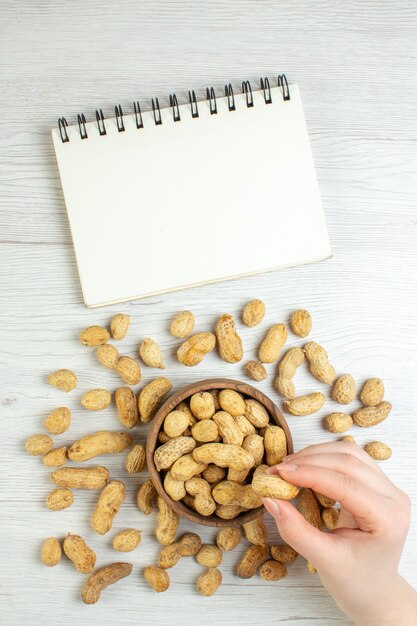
[52,75,331,307]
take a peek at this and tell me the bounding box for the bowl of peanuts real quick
[146,378,295,527]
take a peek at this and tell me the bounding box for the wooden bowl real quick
[146,378,294,528]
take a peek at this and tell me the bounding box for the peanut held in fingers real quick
[251,465,299,500]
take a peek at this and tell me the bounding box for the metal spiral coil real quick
[57,74,290,142]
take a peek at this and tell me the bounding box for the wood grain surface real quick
[0,1,416,625]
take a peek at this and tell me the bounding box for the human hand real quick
[263,441,417,626]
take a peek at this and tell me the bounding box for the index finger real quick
[277,462,392,533]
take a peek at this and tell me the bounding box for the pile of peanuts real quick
[25,303,392,602]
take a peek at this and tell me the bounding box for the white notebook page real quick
[52,85,331,307]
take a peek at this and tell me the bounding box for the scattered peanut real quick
[137,480,157,515]
[138,377,173,423]
[110,314,130,340]
[332,374,356,405]
[158,533,202,568]
[81,388,111,411]
[43,446,68,467]
[306,560,317,573]
[177,332,216,366]
[196,545,222,567]
[170,310,195,339]
[215,314,243,363]
[259,560,287,581]
[41,537,62,567]
[303,341,336,384]
[125,444,146,473]
[113,529,142,552]
[290,309,312,338]
[324,412,353,433]
[46,488,74,511]
[82,563,132,604]
[144,565,170,592]
[91,480,126,535]
[353,401,392,427]
[365,441,392,460]
[245,360,267,381]
[116,356,142,385]
[97,343,119,369]
[63,534,96,573]
[285,392,326,416]
[242,299,265,327]
[80,325,110,346]
[115,387,139,428]
[50,466,109,490]
[274,347,305,399]
[139,338,165,369]
[156,496,179,545]
[47,369,77,392]
[68,430,132,462]
[259,324,288,363]
[25,434,53,456]
[44,407,71,434]
[270,545,298,563]
[360,378,384,406]
[243,517,268,545]
[197,568,222,596]
[236,545,269,578]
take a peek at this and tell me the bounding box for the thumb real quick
[263,497,336,567]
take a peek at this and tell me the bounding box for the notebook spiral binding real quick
[58,74,289,143]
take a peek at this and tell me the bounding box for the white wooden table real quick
[1,2,416,624]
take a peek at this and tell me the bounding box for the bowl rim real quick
[146,377,294,527]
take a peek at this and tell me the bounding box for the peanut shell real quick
[110,314,130,340]
[80,325,110,346]
[47,369,77,392]
[215,313,243,363]
[290,309,312,337]
[25,434,52,456]
[139,338,165,369]
[242,299,265,327]
[44,407,71,434]
[170,310,195,338]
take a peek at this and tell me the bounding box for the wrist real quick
[354,575,417,626]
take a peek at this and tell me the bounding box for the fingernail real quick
[274,462,298,472]
[263,497,281,518]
